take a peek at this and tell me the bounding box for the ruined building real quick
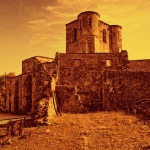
[66,11,122,53]
[4,11,150,118]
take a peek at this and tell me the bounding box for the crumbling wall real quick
[22,56,54,74]
[104,70,150,115]
[57,52,129,112]
[22,57,37,74]
[129,59,150,71]
[5,76,22,114]
[32,62,58,123]
[57,54,102,112]
[34,96,56,125]
[56,86,88,113]
[33,62,57,103]
[5,58,58,120]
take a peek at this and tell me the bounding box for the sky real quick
[0,0,150,75]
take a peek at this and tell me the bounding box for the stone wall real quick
[6,57,58,119]
[30,62,58,124]
[6,75,22,113]
[22,56,54,74]
[56,51,129,112]
[66,20,78,53]
[103,70,150,114]
[129,59,150,71]
[99,21,110,53]
[109,25,122,53]
[66,11,122,54]
[55,86,84,113]
[5,55,150,117]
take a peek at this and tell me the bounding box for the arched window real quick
[89,18,91,26]
[118,31,120,40]
[80,20,82,29]
[103,29,106,43]
[73,28,77,41]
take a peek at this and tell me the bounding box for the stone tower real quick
[109,25,122,53]
[66,11,122,53]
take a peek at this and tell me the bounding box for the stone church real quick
[5,11,150,117]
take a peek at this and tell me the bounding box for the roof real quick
[78,11,100,18]
[22,56,55,63]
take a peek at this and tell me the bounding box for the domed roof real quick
[78,11,100,18]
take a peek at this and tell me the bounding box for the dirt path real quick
[1,111,150,150]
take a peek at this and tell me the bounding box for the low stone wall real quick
[129,59,150,71]
[104,70,150,118]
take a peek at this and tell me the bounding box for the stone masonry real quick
[66,11,122,54]
[3,11,150,119]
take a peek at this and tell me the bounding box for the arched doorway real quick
[14,80,19,113]
[24,75,32,113]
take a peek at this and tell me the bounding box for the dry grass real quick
[1,111,150,150]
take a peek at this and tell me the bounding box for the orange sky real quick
[0,0,150,75]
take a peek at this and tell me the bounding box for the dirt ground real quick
[1,111,150,150]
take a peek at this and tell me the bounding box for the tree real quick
[0,74,6,111]
[0,72,15,111]
[6,72,15,77]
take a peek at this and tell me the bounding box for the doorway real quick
[24,75,32,113]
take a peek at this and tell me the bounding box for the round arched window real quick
[103,29,106,43]
[73,28,77,41]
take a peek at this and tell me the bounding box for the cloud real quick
[1,0,150,59]
[22,0,58,7]
[0,26,10,33]
[43,5,54,12]
[29,34,50,45]
[25,0,150,54]
[27,19,46,24]
[43,5,77,17]
[26,18,65,46]
[43,0,99,18]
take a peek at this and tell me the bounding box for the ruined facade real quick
[104,70,150,109]
[66,11,122,53]
[4,11,150,117]
[5,56,57,118]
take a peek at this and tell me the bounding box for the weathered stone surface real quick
[34,97,56,125]
[5,56,58,124]
[56,51,129,111]
[3,11,150,120]
[103,70,150,118]
[129,59,150,71]
[66,11,122,54]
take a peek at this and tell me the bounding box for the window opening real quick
[106,60,112,67]
[73,28,77,41]
[89,18,91,26]
[103,29,107,43]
